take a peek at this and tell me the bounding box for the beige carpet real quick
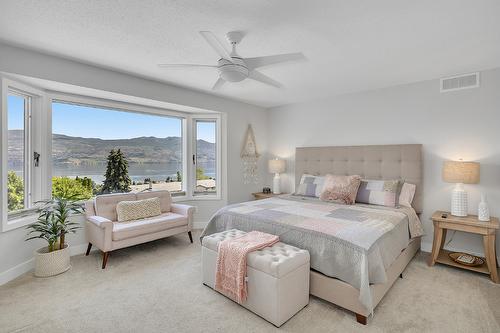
[1,230,499,333]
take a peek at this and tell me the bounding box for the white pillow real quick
[116,197,162,222]
[398,183,416,208]
[295,174,325,197]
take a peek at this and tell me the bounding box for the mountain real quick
[8,130,215,166]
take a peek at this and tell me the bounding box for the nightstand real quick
[252,192,286,200]
[429,210,499,283]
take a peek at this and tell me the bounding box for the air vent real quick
[440,72,479,92]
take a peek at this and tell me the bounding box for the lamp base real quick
[273,174,281,195]
[451,184,468,217]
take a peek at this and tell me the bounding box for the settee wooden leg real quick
[102,252,109,269]
[355,313,367,325]
[85,243,92,256]
[188,231,193,243]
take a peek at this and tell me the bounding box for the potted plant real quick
[26,195,84,277]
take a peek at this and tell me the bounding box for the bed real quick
[201,144,423,324]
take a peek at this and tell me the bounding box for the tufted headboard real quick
[295,144,423,213]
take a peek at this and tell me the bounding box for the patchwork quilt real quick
[201,195,423,313]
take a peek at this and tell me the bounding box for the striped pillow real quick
[295,174,325,197]
[355,179,402,207]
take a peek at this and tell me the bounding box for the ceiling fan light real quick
[219,64,249,82]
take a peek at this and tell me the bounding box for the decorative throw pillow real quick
[116,197,162,222]
[355,179,402,207]
[319,174,361,205]
[295,174,325,197]
[398,182,416,208]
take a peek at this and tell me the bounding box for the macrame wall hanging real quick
[241,125,260,184]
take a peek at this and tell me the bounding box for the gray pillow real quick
[294,174,325,197]
[355,179,403,207]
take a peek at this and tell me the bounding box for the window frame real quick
[7,91,32,211]
[48,93,188,197]
[1,78,45,231]
[47,92,223,202]
[192,117,221,200]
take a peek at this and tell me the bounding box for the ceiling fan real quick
[158,31,305,90]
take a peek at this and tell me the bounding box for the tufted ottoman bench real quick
[201,229,310,327]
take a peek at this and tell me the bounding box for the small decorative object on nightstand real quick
[429,210,499,283]
[478,194,490,222]
[268,158,286,194]
[252,192,286,200]
[442,160,480,216]
[449,252,484,266]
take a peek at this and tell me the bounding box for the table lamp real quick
[268,159,286,194]
[442,160,480,216]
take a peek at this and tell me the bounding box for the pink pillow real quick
[319,174,362,205]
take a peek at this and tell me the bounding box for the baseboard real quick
[0,258,34,286]
[421,241,432,253]
[0,243,91,286]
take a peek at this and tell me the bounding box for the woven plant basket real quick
[34,244,71,277]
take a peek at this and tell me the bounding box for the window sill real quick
[191,195,221,201]
[3,213,38,232]
[172,194,222,202]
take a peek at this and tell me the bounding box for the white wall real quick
[267,67,500,258]
[0,43,268,283]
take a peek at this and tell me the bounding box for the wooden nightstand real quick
[252,192,286,200]
[429,210,499,283]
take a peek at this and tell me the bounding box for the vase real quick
[34,244,71,277]
[478,194,490,222]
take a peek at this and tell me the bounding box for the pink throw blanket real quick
[215,231,279,304]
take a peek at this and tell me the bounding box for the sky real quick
[7,95,24,130]
[7,96,215,143]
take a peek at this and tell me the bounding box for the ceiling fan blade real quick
[158,64,218,69]
[248,70,283,88]
[244,52,305,69]
[199,31,232,62]
[212,77,225,90]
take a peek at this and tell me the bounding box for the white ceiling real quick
[1,1,500,108]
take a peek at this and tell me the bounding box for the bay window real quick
[2,77,223,232]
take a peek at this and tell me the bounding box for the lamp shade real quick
[442,161,480,184]
[268,159,286,174]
